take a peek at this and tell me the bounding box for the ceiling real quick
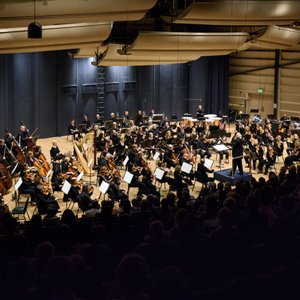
[0,0,300,66]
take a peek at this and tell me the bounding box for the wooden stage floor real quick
[3,132,285,220]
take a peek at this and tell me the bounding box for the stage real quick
[214,168,252,185]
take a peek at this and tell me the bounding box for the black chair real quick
[11,197,30,221]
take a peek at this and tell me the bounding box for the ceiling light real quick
[28,0,42,39]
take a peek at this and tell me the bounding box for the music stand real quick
[213,144,229,169]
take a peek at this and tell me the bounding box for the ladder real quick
[96,66,105,117]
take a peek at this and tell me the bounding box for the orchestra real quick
[1,109,300,221]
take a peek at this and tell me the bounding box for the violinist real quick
[284,135,300,167]
[97,148,110,171]
[265,146,276,175]
[124,129,133,147]
[256,143,265,174]
[19,168,38,204]
[110,129,120,146]
[115,136,127,165]
[163,144,177,168]
[273,135,284,157]
[144,132,156,160]
[78,184,99,212]
[36,184,60,218]
[195,159,214,186]
[63,177,81,203]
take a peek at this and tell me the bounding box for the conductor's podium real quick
[214,168,252,185]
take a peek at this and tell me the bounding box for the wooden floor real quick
[3,129,286,220]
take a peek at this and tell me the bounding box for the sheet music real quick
[61,180,71,194]
[181,162,193,174]
[213,144,229,152]
[204,158,214,169]
[154,168,165,180]
[153,151,160,161]
[99,180,110,194]
[123,155,129,166]
[123,171,134,184]
[14,177,23,191]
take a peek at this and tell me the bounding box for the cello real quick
[0,162,13,195]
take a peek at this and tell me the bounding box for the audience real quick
[1,164,300,299]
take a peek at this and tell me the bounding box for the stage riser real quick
[214,168,252,185]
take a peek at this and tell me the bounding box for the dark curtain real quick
[206,56,229,115]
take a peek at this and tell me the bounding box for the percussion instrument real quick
[211,117,222,126]
[204,114,217,119]
[188,118,198,127]
[182,117,192,126]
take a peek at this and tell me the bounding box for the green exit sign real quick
[257,88,264,94]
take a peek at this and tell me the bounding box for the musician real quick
[17,125,30,149]
[79,184,98,212]
[115,136,127,165]
[94,113,103,126]
[121,111,131,127]
[97,150,110,170]
[4,130,14,149]
[68,119,80,140]
[135,110,144,127]
[195,159,214,186]
[284,135,300,167]
[110,112,117,122]
[230,132,244,175]
[163,144,177,168]
[124,129,134,147]
[196,104,204,119]
[194,134,212,159]
[273,135,284,157]
[36,184,60,217]
[64,177,81,203]
[177,122,185,140]
[0,139,5,160]
[26,151,35,167]
[256,144,265,174]
[144,132,156,160]
[50,140,63,161]
[81,114,92,132]
[264,146,276,175]
[149,123,160,138]
[19,168,38,204]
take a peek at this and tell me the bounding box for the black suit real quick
[231,137,243,175]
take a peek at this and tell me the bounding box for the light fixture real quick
[28,0,42,38]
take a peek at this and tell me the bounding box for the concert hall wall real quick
[0,51,228,138]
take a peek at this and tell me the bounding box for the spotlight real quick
[28,22,42,39]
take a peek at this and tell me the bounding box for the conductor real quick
[230,132,244,176]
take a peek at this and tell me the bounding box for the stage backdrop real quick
[0,51,228,138]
